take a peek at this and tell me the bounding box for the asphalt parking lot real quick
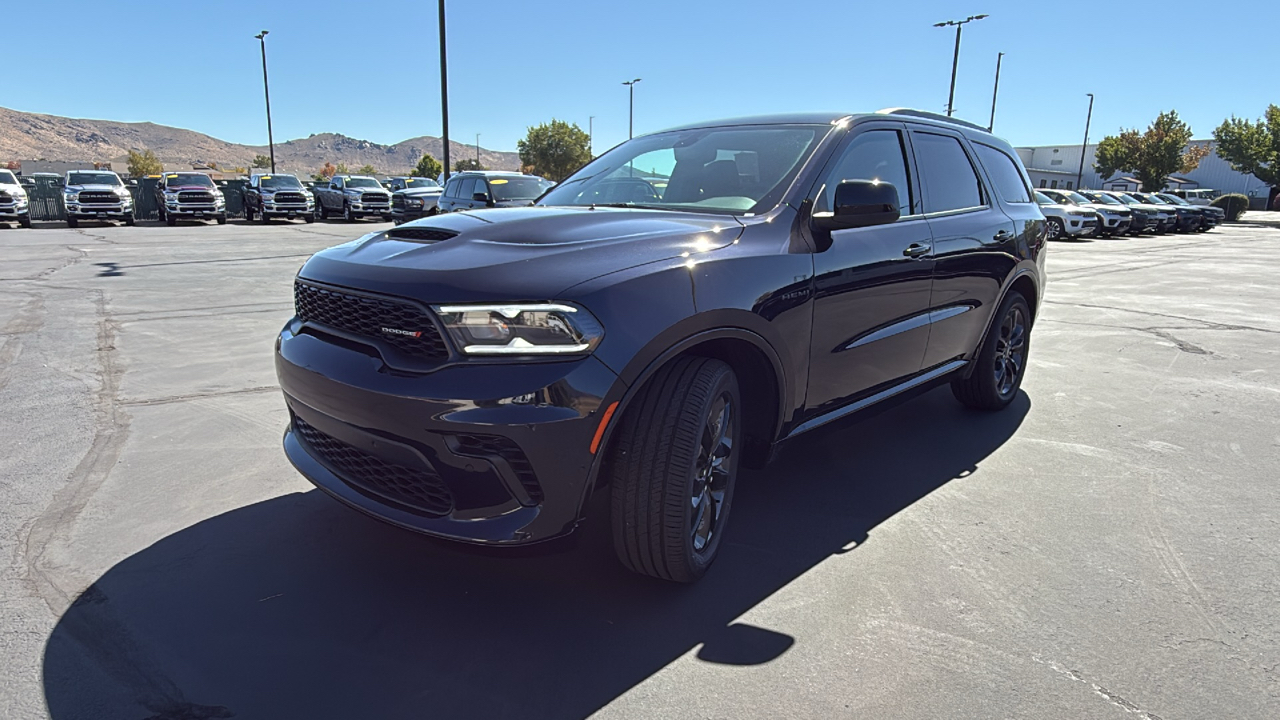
[2,218,1278,719]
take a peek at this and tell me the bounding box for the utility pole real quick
[622,78,641,138]
[988,51,1003,132]
[254,31,275,173]
[439,0,451,181]
[933,15,988,117]
[1077,93,1095,191]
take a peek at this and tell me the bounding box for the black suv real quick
[276,109,1046,582]
[436,171,552,212]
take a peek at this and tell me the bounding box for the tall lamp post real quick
[1077,93,1095,191]
[988,51,1004,132]
[933,14,988,117]
[254,31,275,173]
[622,78,641,139]
[438,0,451,181]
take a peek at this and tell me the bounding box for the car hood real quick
[67,183,126,192]
[1084,203,1129,214]
[164,185,218,192]
[394,187,444,197]
[298,206,742,303]
[1125,203,1167,213]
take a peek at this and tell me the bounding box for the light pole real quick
[933,14,988,117]
[589,116,595,156]
[254,31,275,173]
[1077,93,1095,191]
[475,133,480,167]
[622,78,641,138]
[438,0,451,181]
[988,51,1003,132]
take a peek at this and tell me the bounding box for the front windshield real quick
[260,175,303,190]
[1062,191,1092,204]
[1082,192,1121,205]
[165,173,214,188]
[68,172,122,186]
[345,177,381,188]
[404,178,439,188]
[489,176,550,201]
[1034,191,1055,204]
[1115,194,1142,205]
[0,170,17,185]
[1159,194,1189,205]
[539,124,825,215]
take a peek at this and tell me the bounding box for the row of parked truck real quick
[1034,188,1226,240]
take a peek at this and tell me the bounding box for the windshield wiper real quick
[588,202,669,210]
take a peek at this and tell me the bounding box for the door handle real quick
[994,229,1011,241]
[902,242,931,258]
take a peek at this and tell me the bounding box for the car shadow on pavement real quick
[42,387,1029,720]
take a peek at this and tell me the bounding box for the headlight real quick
[432,303,604,355]
[407,198,424,207]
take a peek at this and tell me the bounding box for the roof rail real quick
[875,108,990,132]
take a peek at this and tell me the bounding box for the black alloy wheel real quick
[992,303,1027,398]
[952,291,1031,411]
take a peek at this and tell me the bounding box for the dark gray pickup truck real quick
[313,175,392,222]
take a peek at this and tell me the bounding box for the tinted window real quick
[974,144,1031,203]
[443,178,462,197]
[815,129,914,215]
[489,176,546,201]
[458,178,478,199]
[912,132,984,213]
[164,173,213,188]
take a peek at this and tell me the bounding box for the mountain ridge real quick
[0,106,520,174]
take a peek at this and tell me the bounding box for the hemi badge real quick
[380,327,422,338]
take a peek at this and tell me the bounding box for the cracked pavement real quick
[1,220,1278,718]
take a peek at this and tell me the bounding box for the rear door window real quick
[973,143,1031,204]
[911,132,985,214]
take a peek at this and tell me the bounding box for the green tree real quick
[335,163,349,175]
[1094,110,1211,191]
[411,153,443,178]
[1213,105,1280,187]
[454,158,485,172]
[356,164,377,175]
[251,154,272,169]
[517,119,592,182]
[127,149,163,178]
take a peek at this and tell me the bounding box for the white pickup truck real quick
[0,169,31,227]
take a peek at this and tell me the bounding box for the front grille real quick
[273,192,307,205]
[79,191,119,205]
[293,280,449,361]
[0,191,11,202]
[179,191,215,204]
[452,434,543,503]
[392,195,405,209]
[386,227,457,243]
[293,416,453,516]
[361,193,389,205]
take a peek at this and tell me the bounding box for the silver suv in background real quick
[1040,188,1131,237]
[63,170,135,227]
[1034,191,1097,240]
[0,169,31,227]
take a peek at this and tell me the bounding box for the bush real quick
[1211,193,1249,221]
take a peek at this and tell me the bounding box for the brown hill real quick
[0,106,519,175]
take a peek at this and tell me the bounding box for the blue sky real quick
[6,0,1275,155]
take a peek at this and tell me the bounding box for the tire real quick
[1046,217,1064,240]
[344,203,355,222]
[245,205,255,222]
[66,216,78,228]
[607,357,741,583]
[317,202,328,221]
[259,210,270,225]
[19,214,31,229]
[124,214,135,227]
[382,214,393,222]
[303,213,315,224]
[165,213,176,226]
[216,214,227,225]
[952,292,1030,411]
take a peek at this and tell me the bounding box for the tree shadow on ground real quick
[43,388,1029,720]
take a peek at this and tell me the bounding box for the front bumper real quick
[166,204,224,217]
[262,203,313,217]
[348,202,392,216]
[391,206,436,222]
[66,203,131,219]
[1096,214,1130,234]
[1064,215,1097,236]
[275,319,624,544]
[0,204,29,218]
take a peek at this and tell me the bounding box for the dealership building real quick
[1016,140,1276,208]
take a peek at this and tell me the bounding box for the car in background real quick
[1078,190,1155,235]
[1155,192,1222,232]
[243,173,315,224]
[313,175,393,222]
[1169,188,1218,206]
[0,169,31,228]
[1034,191,1097,240]
[64,169,136,228]
[1102,191,1174,234]
[436,171,552,213]
[1129,192,1200,233]
[388,177,445,224]
[1040,188,1131,237]
[155,172,226,226]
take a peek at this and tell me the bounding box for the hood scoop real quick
[385,226,458,244]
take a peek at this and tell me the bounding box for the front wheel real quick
[343,203,355,222]
[258,210,270,225]
[66,216,79,228]
[124,214,135,227]
[952,292,1030,411]
[19,214,32,228]
[216,213,227,225]
[1045,217,1065,240]
[608,357,740,583]
[316,202,328,221]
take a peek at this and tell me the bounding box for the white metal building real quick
[1016,140,1275,208]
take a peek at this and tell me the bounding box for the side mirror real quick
[812,180,901,231]
[472,192,490,203]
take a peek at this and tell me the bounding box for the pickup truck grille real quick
[272,192,307,205]
[361,193,389,205]
[293,415,454,517]
[0,191,13,202]
[392,195,405,209]
[293,280,450,361]
[78,191,120,205]
[178,191,215,204]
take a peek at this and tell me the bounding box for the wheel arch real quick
[961,267,1040,380]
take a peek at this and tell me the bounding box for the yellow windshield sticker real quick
[260,175,271,179]
[490,179,509,185]
[166,174,178,178]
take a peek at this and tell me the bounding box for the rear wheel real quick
[952,292,1030,411]
[608,357,740,583]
